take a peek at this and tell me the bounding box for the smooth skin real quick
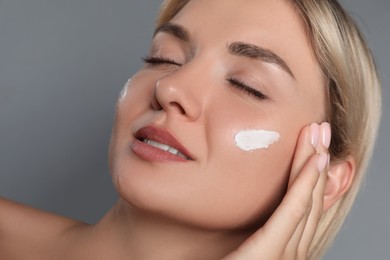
[109,0,326,235]
[1,0,354,259]
[224,123,330,259]
[0,124,329,259]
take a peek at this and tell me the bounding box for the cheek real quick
[109,72,154,176]
[204,98,317,228]
[116,73,154,115]
[193,109,298,228]
[206,134,295,228]
[111,72,155,141]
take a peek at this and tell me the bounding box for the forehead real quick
[168,0,322,87]
[171,0,304,43]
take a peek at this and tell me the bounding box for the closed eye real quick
[227,77,267,100]
[142,55,182,66]
[142,56,267,100]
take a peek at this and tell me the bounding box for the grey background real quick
[0,0,388,259]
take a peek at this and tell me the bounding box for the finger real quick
[288,123,320,188]
[283,123,331,258]
[297,123,331,257]
[296,158,328,259]
[284,154,328,259]
[228,123,329,260]
[283,158,328,257]
[283,201,311,259]
[254,152,327,254]
[283,123,321,257]
[286,123,331,258]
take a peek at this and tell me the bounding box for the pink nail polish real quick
[320,122,331,149]
[310,123,320,148]
[317,153,328,173]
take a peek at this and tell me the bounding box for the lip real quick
[131,125,193,162]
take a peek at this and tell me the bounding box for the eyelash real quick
[142,56,267,100]
[227,77,267,100]
[142,55,182,66]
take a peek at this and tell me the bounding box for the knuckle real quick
[290,203,308,220]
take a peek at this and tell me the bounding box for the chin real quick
[111,166,278,232]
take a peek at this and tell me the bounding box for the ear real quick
[323,155,356,212]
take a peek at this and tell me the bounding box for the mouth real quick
[132,125,193,161]
[139,138,192,160]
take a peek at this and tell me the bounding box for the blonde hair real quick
[155,0,382,259]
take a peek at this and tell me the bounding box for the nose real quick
[151,74,202,121]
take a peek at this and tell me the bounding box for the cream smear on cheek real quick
[234,130,281,151]
[119,78,131,101]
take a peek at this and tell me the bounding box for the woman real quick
[0,0,381,259]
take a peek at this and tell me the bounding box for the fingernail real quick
[320,122,331,149]
[317,153,328,173]
[310,123,320,149]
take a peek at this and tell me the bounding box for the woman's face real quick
[109,0,325,230]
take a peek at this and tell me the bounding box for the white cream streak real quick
[119,78,131,101]
[234,130,280,151]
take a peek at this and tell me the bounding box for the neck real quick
[85,198,252,260]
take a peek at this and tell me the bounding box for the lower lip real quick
[130,139,189,162]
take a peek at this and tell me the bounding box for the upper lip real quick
[134,125,193,160]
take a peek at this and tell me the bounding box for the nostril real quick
[169,102,186,115]
[151,97,163,111]
[152,80,201,120]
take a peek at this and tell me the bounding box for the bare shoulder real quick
[0,197,86,259]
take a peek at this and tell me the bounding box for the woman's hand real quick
[223,123,331,260]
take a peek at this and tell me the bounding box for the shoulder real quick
[0,197,86,259]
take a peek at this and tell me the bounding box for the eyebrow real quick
[154,23,295,79]
[154,22,190,42]
[227,42,295,79]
